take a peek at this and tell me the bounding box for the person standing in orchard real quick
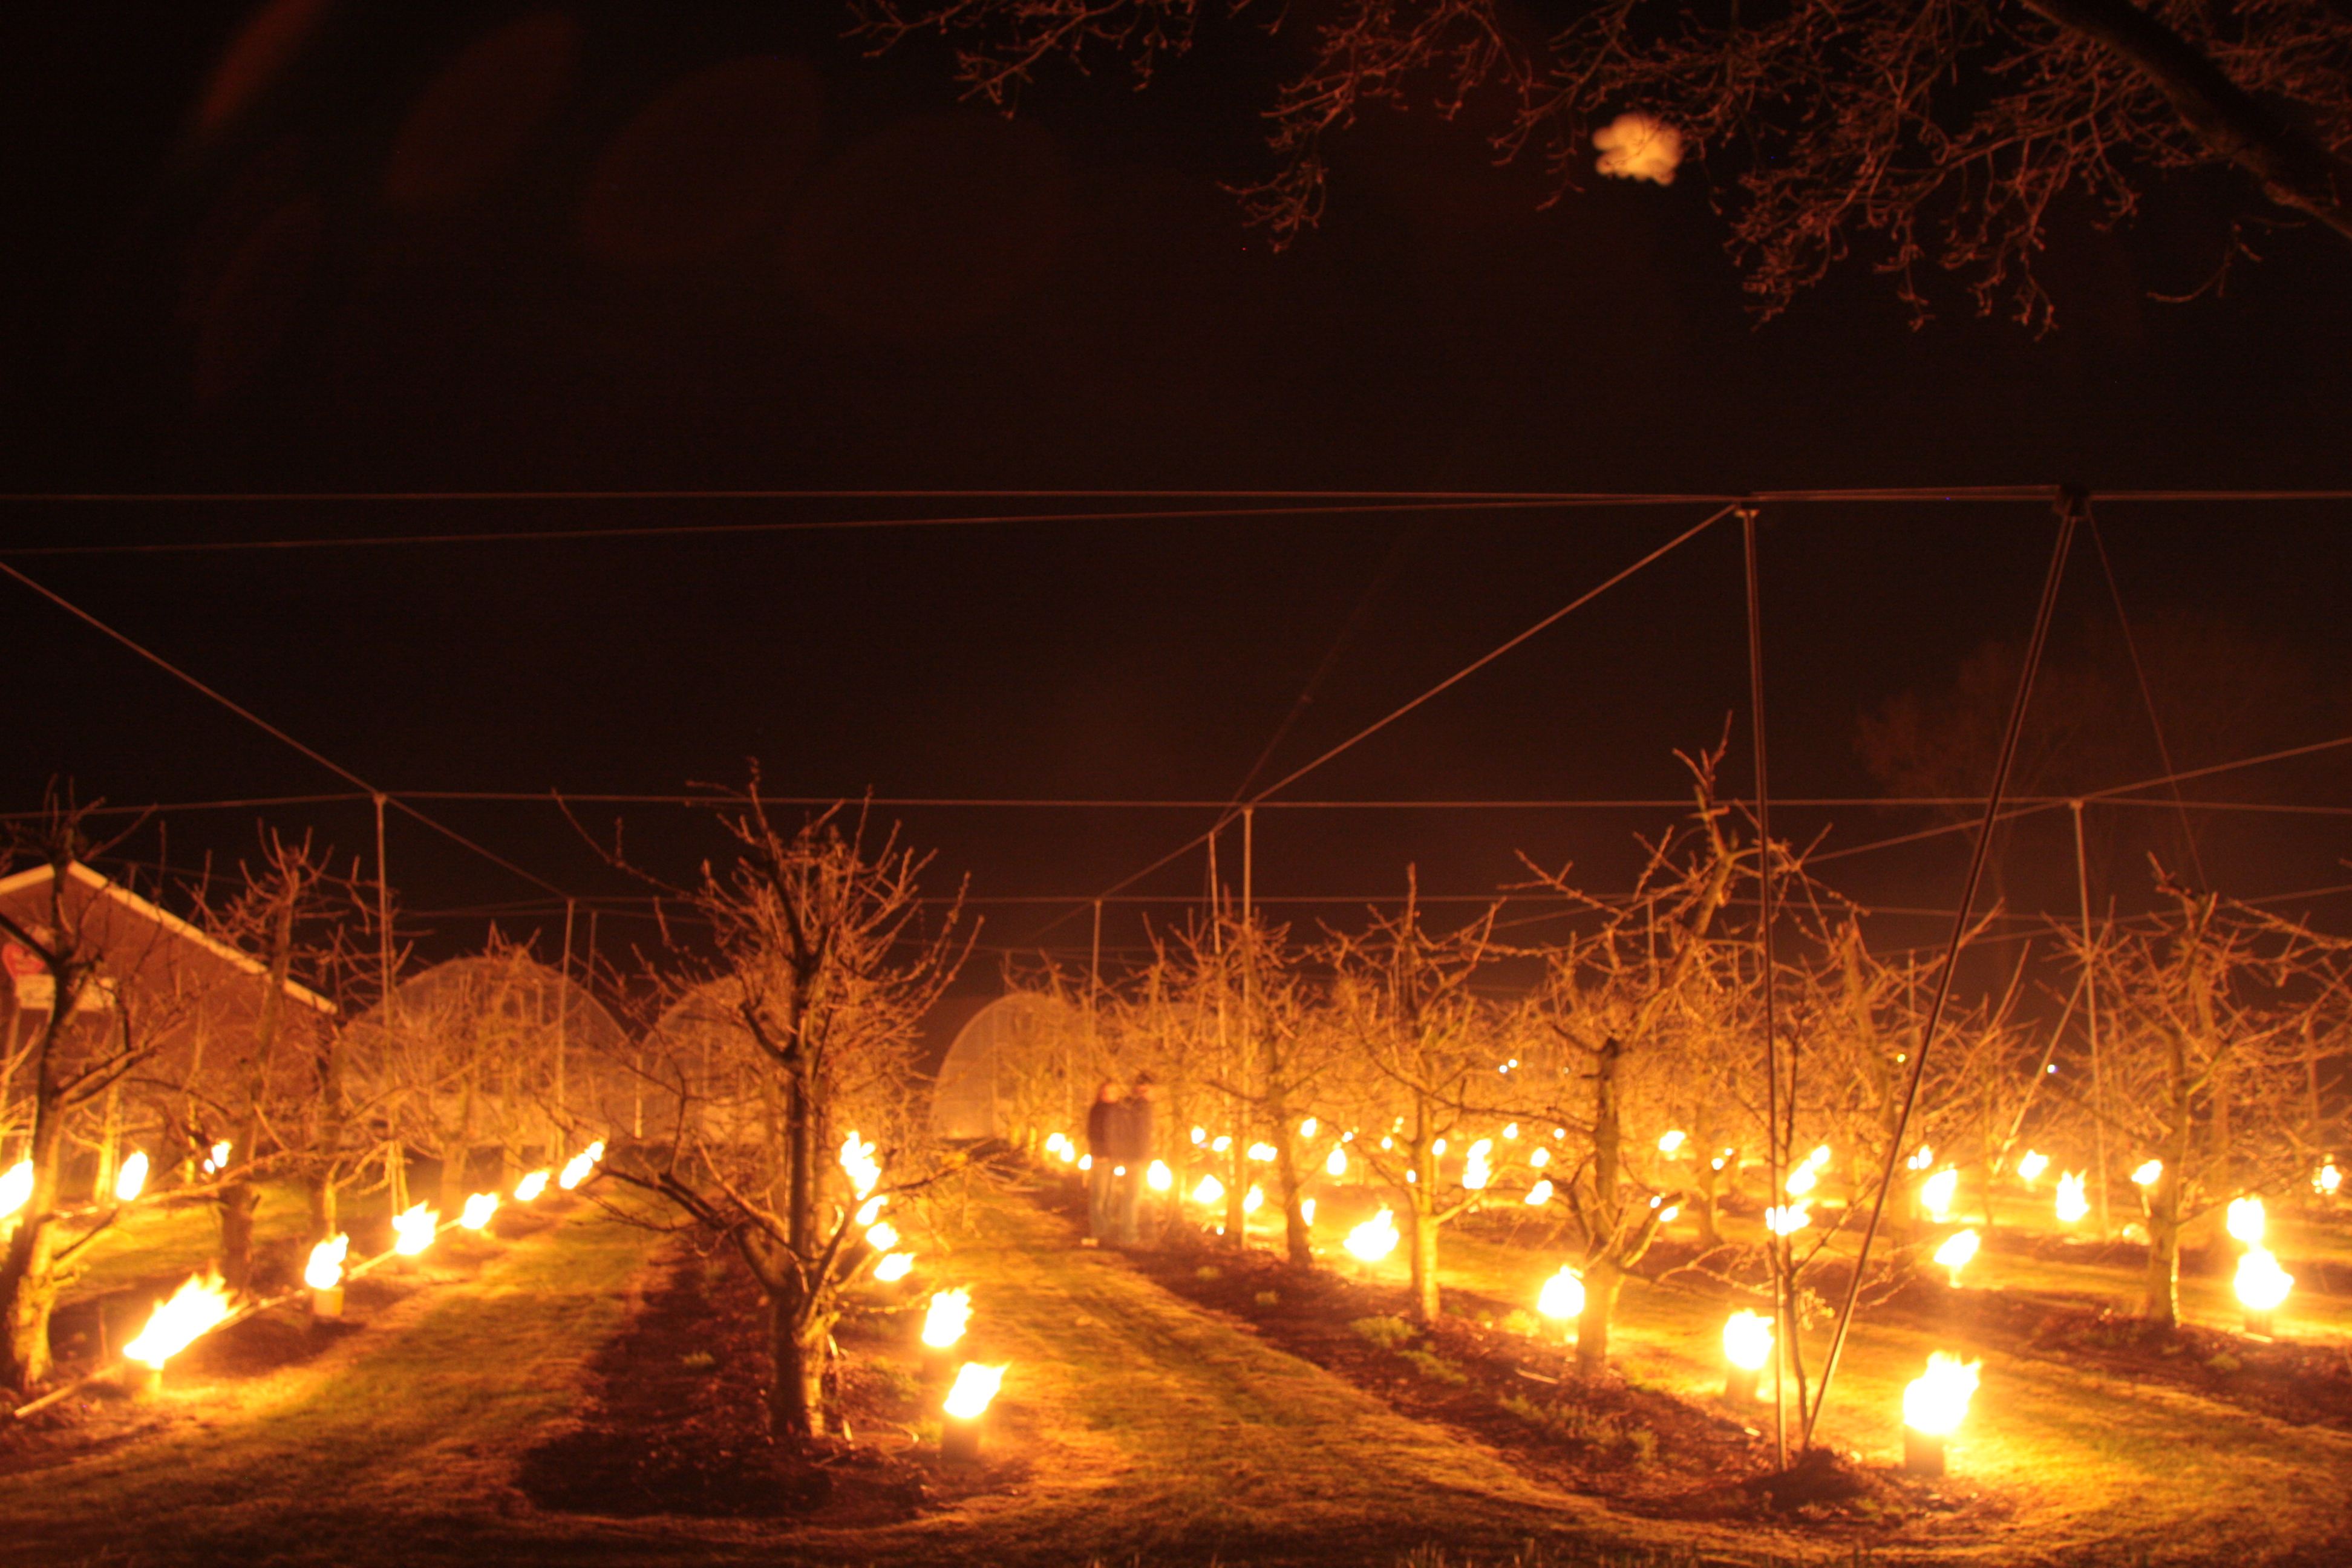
[1112,1073,1158,1247]
[1083,1079,1124,1246]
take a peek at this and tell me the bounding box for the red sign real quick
[2,942,42,979]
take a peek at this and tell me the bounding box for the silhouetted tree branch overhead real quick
[857,0,2352,325]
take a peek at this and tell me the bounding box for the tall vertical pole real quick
[2072,800,2109,1238]
[1741,509,1787,1468]
[557,898,575,1149]
[1085,898,1102,1125]
[372,793,394,1007]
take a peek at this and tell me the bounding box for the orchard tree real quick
[606,791,973,1440]
[861,0,2352,326]
[2082,867,2346,1325]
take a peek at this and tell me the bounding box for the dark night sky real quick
[4,2,2351,981]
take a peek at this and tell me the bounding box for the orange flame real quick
[923,1289,970,1348]
[123,1270,235,1368]
[944,1362,1006,1419]
[305,1233,348,1290]
[393,1202,438,1255]
[1902,1352,1981,1436]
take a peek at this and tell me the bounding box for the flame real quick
[560,1141,604,1190]
[2319,1162,2343,1195]
[1344,1208,1399,1263]
[1785,1165,1818,1197]
[1463,1139,1494,1191]
[1907,1145,1935,1171]
[1723,1310,1773,1372]
[875,1252,914,1282]
[1537,1265,1586,1322]
[1301,1198,1316,1224]
[857,1195,887,1226]
[923,1288,971,1347]
[2016,1150,2049,1186]
[1432,1138,1447,1157]
[113,1151,149,1203]
[123,1270,236,1369]
[1806,1145,1832,1171]
[1247,1142,1276,1163]
[305,1233,348,1290]
[2226,1196,2266,1244]
[1300,1117,1318,1138]
[1059,1144,1077,1164]
[2235,1245,2293,1312]
[1079,1155,1093,1171]
[1503,1123,1519,1140]
[867,1221,901,1251]
[202,1140,232,1175]
[1902,1352,1981,1436]
[1658,1204,1681,1223]
[1592,111,1684,185]
[459,1192,500,1230]
[2054,1172,2088,1223]
[839,1132,881,1198]
[1922,1168,1959,1221]
[1044,1132,1068,1156]
[393,1202,438,1255]
[514,1169,550,1202]
[1243,1186,1264,1213]
[1658,1129,1686,1155]
[1765,1203,1810,1236]
[1524,1179,1554,1206]
[1934,1229,1981,1283]
[1529,1146,1549,1169]
[944,1362,1007,1419]
[1139,1159,1168,1192]
[2131,1160,2162,1187]
[0,1158,30,1218]
[1191,1126,1206,1145]
[1212,1135,1232,1154]
[1325,1146,1348,1177]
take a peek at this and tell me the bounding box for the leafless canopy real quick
[855,0,2352,326]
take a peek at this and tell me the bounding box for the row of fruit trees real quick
[3,755,2347,1450]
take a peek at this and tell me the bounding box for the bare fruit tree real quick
[607,789,973,1440]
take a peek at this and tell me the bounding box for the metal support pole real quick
[1740,509,1788,1468]
[372,792,394,1007]
[2072,800,2109,1238]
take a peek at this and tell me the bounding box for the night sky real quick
[4,2,2351,982]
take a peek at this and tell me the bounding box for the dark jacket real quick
[1086,1098,1120,1157]
[1106,1096,1154,1163]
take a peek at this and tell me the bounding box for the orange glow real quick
[1723,1310,1773,1372]
[944,1362,1006,1419]
[1537,1266,1586,1322]
[514,1169,550,1201]
[1344,1209,1399,1264]
[923,1289,971,1348]
[1903,1353,1981,1436]
[123,1271,235,1369]
[305,1234,348,1291]
[393,1202,439,1255]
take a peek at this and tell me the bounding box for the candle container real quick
[2243,1307,2275,1338]
[1903,1426,1946,1478]
[123,1362,165,1400]
[1723,1364,1759,1405]
[941,1413,984,1464]
[310,1285,344,1321]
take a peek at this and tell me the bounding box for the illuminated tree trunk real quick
[0,1080,68,1391]
[1575,1259,1623,1376]
[1406,1123,1440,1323]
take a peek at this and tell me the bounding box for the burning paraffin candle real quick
[459,1192,500,1230]
[1462,1140,1494,1191]
[514,1169,550,1202]
[2054,1172,2089,1224]
[2236,1245,2294,1336]
[2015,1150,2049,1186]
[1243,1186,1264,1214]
[839,1132,880,1197]
[1906,1145,1935,1172]
[1658,1129,1686,1156]
[306,1233,349,1318]
[1345,1209,1399,1268]
[2315,1161,2341,1195]
[560,1140,606,1191]
[1933,1229,1981,1287]
[1537,1266,1586,1337]
[923,1289,970,1350]
[941,1363,1007,1462]
[2131,1159,2162,1188]
[866,1222,900,1252]
[1921,1168,1959,1223]
[392,1202,439,1256]
[0,1159,31,1223]
[2226,1195,2266,1244]
[1300,1118,1319,1138]
[1765,1203,1811,1236]
[1300,1198,1316,1225]
[1325,1146,1348,1178]
[1524,1178,1554,1206]
[1148,1160,1172,1192]
[123,1270,236,1386]
[1529,1146,1549,1169]
[201,1140,232,1176]
[114,1151,149,1204]
[1785,1165,1818,1197]
[857,1195,887,1226]
[1722,1310,1772,1402]
[1901,1351,1982,1476]
[1191,1174,1224,1206]
[874,1252,914,1282]
[1247,1142,1276,1163]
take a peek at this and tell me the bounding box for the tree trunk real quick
[218,1182,260,1293]
[1,1085,69,1392]
[1407,1131,1440,1322]
[1575,1259,1624,1376]
[763,1290,831,1440]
